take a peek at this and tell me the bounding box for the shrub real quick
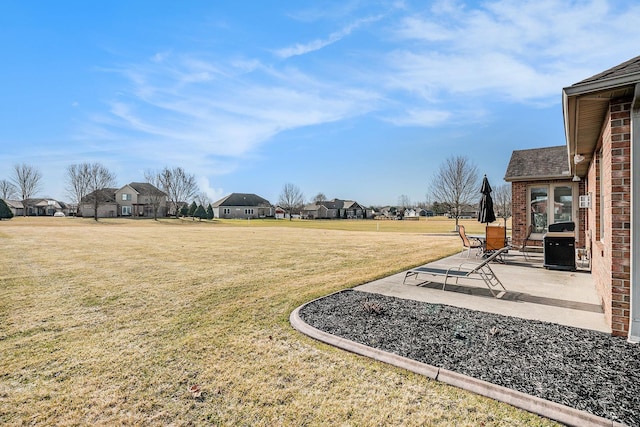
[0,199,14,220]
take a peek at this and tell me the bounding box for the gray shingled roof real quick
[574,55,640,85]
[504,146,571,182]
[128,182,165,196]
[212,193,271,207]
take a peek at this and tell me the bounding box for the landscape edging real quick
[290,292,624,427]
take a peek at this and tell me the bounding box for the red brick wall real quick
[587,98,632,336]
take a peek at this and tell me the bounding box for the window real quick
[244,208,254,215]
[122,193,132,201]
[223,208,230,214]
[529,183,577,236]
[122,206,132,216]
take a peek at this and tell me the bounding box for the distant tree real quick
[0,198,14,219]
[278,183,304,221]
[188,201,198,217]
[0,180,18,200]
[429,155,479,229]
[83,163,117,221]
[193,204,207,220]
[11,163,42,215]
[156,167,199,218]
[196,192,211,208]
[144,170,170,220]
[398,194,411,209]
[206,204,214,220]
[179,203,189,217]
[66,163,91,208]
[312,192,327,203]
[493,183,512,227]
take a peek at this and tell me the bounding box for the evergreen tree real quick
[206,204,214,220]
[194,204,207,220]
[179,203,189,217]
[0,199,14,219]
[188,201,198,217]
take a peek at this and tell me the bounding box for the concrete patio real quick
[356,249,610,334]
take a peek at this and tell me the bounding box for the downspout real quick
[630,82,640,343]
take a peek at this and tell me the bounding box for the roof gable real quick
[504,146,571,182]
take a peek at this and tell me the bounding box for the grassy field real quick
[0,216,553,426]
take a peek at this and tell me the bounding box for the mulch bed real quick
[297,290,640,426]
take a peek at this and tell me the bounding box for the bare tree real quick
[429,155,479,229]
[0,179,18,200]
[312,192,327,203]
[84,163,117,221]
[11,163,42,216]
[493,183,512,227]
[398,194,411,209]
[66,163,91,208]
[278,183,304,221]
[196,192,211,208]
[144,170,170,220]
[156,167,199,218]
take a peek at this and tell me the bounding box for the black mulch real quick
[297,290,640,426]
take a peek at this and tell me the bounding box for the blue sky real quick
[1,0,640,207]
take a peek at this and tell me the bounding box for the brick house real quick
[507,55,640,341]
[80,182,167,218]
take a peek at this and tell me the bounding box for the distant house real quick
[80,182,167,218]
[4,200,24,216]
[301,199,369,219]
[21,198,69,216]
[80,188,118,218]
[212,193,273,219]
[115,182,168,218]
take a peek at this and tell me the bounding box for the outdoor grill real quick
[543,222,576,271]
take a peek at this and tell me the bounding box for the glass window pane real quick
[553,186,573,224]
[530,187,548,234]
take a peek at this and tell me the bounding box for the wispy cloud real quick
[386,0,640,103]
[274,16,382,59]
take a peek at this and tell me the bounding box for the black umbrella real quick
[478,175,496,223]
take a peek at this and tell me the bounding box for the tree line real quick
[1,162,202,221]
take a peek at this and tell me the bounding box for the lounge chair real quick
[458,225,483,258]
[403,246,509,298]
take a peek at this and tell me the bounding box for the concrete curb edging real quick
[290,294,626,427]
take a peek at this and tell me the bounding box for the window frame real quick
[527,182,578,239]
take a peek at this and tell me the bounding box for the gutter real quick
[629,82,640,343]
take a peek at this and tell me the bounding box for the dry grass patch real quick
[0,218,555,426]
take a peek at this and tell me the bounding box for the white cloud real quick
[274,15,382,59]
[386,0,640,103]
[382,108,451,127]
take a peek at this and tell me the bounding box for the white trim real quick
[629,83,640,343]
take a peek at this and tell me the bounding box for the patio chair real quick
[485,225,508,262]
[520,225,541,261]
[403,246,508,298]
[458,225,483,258]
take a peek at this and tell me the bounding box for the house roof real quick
[126,182,166,196]
[3,199,23,209]
[82,188,118,203]
[212,193,271,207]
[563,55,640,177]
[504,146,571,182]
[573,55,640,86]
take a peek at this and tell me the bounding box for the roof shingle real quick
[504,146,571,181]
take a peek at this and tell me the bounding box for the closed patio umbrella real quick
[478,175,496,224]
